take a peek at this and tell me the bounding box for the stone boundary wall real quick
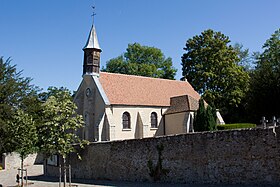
[2,153,44,170]
[46,127,280,185]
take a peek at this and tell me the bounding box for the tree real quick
[194,99,217,132]
[181,29,250,121]
[8,109,37,186]
[103,43,177,79]
[37,87,87,186]
[205,105,217,131]
[194,99,207,132]
[248,29,280,122]
[39,86,71,101]
[0,57,40,154]
[233,43,253,71]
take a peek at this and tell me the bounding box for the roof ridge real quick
[100,71,184,83]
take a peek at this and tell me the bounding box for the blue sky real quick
[1,0,280,91]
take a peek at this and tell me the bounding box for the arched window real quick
[151,112,158,128]
[122,112,131,129]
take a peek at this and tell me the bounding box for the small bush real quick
[217,123,256,130]
[194,99,217,132]
[0,165,3,170]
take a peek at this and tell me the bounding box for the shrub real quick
[206,105,217,131]
[194,99,206,132]
[194,99,217,132]
[217,123,256,130]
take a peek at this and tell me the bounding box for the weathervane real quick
[91,5,96,24]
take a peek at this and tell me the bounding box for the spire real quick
[83,24,101,51]
[83,6,101,51]
[82,5,102,75]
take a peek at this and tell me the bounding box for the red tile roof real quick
[99,72,201,107]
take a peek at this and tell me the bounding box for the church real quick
[73,22,222,142]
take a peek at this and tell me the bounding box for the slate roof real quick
[99,72,201,107]
[83,24,101,50]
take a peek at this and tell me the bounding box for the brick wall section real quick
[46,127,280,185]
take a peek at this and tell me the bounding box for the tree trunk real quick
[44,158,47,176]
[21,156,24,187]
[63,156,66,187]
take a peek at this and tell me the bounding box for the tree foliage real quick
[103,43,177,79]
[233,43,253,71]
[8,109,38,186]
[194,99,207,132]
[206,105,217,131]
[9,109,38,159]
[0,57,40,154]
[39,86,70,101]
[194,99,217,132]
[248,29,280,121]
[38,87,87,159]
[181,29,250,118]
[0,57,87,181]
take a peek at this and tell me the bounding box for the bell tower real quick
[83,7,102,75]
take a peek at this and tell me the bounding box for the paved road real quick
[0,165,190,187]
[1,165,280,187]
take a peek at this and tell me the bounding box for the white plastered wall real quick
[165,111,194,135]
[107,106,168,140]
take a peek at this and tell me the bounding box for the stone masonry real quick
[46,127,280,185]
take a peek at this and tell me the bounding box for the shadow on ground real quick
[26,175,280,187]
[26,175,209,187]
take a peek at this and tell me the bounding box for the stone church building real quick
[0,22,226,172]
[74,23,222,142]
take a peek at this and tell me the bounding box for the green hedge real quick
[217,123,256,130]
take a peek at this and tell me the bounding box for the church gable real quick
[74,75,110,107]
[74,75,109,141]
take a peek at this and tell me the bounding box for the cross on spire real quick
[91,6,96,24]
